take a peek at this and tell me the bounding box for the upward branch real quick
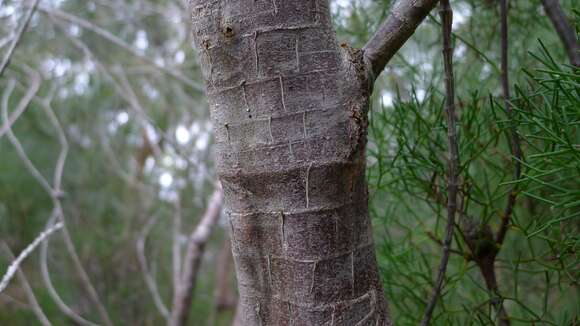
[496,0,522,248]
[420,0,459,324]
[542,0,580,67]
[364,0,439,80]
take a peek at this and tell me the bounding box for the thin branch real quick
[495,0,523,248]
[35,4,204,91]
[541,0,580,67]
[169,188,224,326]
[3,72,113,326]
[136,215,171,319]
[0,222,63,294]
[488,2,519,325]
[0,70,41,145]
[1,242,52,326]
[363,0,439,80]
[0,0,41,79]
[40,213,99,326]
[172,195,183,301]
[420,0,459,324]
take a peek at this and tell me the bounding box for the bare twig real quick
[2,71,113,326]
[0,0,41,79]
[169,188,224,326]
[0,69,41,146]
[39,213,99,326]
[420,1,459,324]
[495,0,522,250]
[172,195,183,301]
[363,0,439,79]
[542,0,580,67]
[0,222,63,294]
[36,4,203,91]
[136,215,171,319]
[1,242,52,326]
[486,2,520,324]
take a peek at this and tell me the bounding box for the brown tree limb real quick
[542,0,580,67]
[169,188,224,326]
[0,0,41,79]
[420,0,459,324]
[363,0,439,80]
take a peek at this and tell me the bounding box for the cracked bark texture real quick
[189,1,390,325]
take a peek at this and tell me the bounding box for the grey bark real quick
[188,1,435,324]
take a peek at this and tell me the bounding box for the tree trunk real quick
[189,1,390,324]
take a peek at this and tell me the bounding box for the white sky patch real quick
[454,2,472,28]
[195,132,209,151]
[381,91,394,107]
[159,172,173,188]
[416,89,426,102]
[175,125,191,145]
[0,4,15,16]
[144,157,155,173]
[174,50,185,64]
[145,123,159,144]
[116,111,129,125]
[190,122,201,136]
[74,72,89,94]
[456,43,467,58]
[69,24,81,37]
[142,82,159,100]
[135,30,149,51]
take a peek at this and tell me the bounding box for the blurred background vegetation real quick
[0,0,578,325]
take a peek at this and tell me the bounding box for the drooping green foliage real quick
[367,35,579,326]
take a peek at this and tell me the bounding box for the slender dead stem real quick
[169,188,223,326]
[0,69,41,139]
[1,242,52,326]
[35,4,203,91]
[541,0,580,67]
[172,195,183,303]
[39,213,99,326]
[420,1,459,324]
[2,72,113,326]
[495,0,522,250]
[136,215,171,319]
[0,0,41,79]
[0,222,63,294]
